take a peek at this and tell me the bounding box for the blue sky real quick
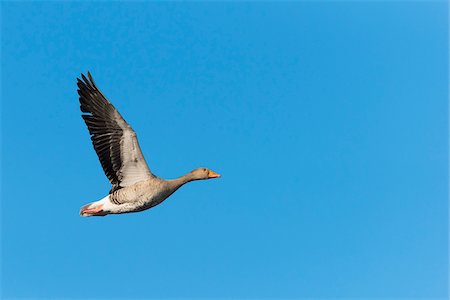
[1,1,448,299]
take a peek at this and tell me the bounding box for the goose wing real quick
[77,72,153,194]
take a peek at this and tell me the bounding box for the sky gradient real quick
[1,1,448,299]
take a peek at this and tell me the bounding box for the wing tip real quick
[77,71,94,86]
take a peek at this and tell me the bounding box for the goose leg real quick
[80,204,104,216]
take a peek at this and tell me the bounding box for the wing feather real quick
[77,72,153,193]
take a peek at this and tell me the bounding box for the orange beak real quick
[208,170,221,178]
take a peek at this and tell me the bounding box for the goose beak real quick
[208,170,221,178]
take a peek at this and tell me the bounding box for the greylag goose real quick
[77,72,220,217]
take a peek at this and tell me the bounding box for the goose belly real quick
[109,187,171,213]
[140,191,171,211]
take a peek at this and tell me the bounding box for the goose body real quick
[77,72,220,217]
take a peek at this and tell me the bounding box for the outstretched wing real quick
[77,72,153,193]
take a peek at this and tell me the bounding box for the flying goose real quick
[77,72,220,217]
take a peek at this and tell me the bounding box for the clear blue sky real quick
[1,1,448,299]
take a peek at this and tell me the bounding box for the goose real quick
[77,72,220,217]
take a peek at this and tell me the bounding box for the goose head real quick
[190,168,221,180]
